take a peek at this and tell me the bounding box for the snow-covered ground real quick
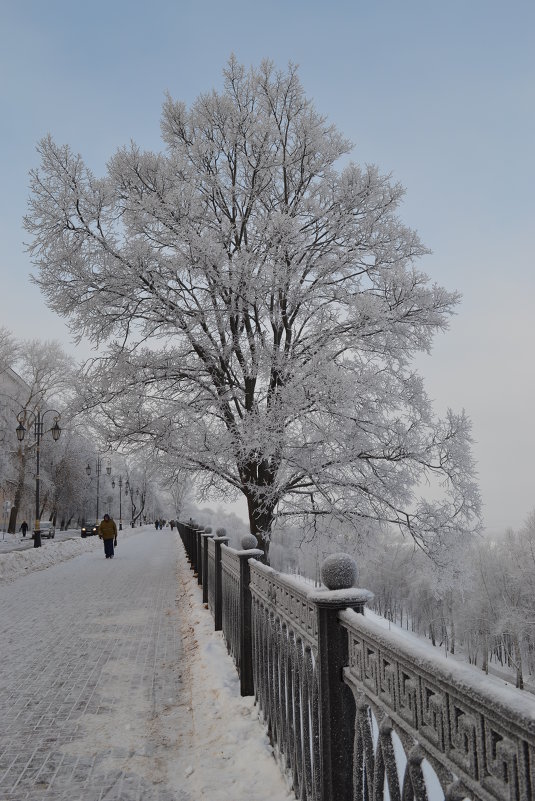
[0,525,141,582]
[0,526,293,800]
[3,527,531,801]
[0,527,79,552]
[172,534,293,800]
[0,529,100,580]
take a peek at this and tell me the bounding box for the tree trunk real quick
[245,492,276,562]
[429,623,436,647]
[39,492,49,521]
[8,505,18,534]
[512,631,524,690]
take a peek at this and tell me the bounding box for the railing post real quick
[183,522,190,562]
[311,554,373,801]
[238,534,263,696]
[196,526,204,585]
[201,527,213,604]
[213,530,229,631]
[186,520,198,571]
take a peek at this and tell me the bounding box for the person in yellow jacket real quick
[98,513,118,559]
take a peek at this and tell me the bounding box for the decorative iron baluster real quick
[250,562,322,800]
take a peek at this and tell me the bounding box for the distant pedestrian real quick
[20,520,28,537]
[155,520,159,530]
[98,514,118,558]
[170,520,175,531]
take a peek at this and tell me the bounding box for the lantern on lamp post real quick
[111,475,123,530]
[86,455,111,522]
[15,408,61,548]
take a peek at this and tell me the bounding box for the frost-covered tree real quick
[473,523,535,689]
[48,431,96,528]
[165,470,193,522]
[123,465,147,526]
[0,327,20,376]
[7,339,75,532]
[0,328,23,482]
[25,57,480,556]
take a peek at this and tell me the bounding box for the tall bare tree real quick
[25,58,480,556]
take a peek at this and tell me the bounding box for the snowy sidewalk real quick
[172,534,292,801]
[0,526,291,801]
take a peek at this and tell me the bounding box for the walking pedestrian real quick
[19,520,29,537]
[98,514,118,558]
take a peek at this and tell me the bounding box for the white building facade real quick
[0,367,31,531]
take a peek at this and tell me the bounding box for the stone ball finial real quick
[204,526,212,534]
[216,527,227,537]
[321,553,358,590]
[241,533,258,550]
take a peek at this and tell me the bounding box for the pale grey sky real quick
[1,0,533,535]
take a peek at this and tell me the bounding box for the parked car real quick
[36,521,55,539]
[81,521,99,538]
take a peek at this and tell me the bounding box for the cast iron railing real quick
[340,609,535,801]
[177,523,535,801]
[221,545,241,668]
[250,561,322,800]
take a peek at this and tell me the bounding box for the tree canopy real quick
[25,57,480,556]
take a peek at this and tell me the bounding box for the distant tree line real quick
[274,515,535,690]
[0,329,174,532]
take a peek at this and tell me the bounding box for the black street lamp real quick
[15,408,61,548]
[111,475,123,530]
[86,455,111,522]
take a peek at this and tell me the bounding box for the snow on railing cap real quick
[321,553,358,590]
[241,533,258,550]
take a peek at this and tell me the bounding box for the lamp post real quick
[15,408,61,548]
[111,475,123,530]
[125,479,132,526]
[86,455,111,522]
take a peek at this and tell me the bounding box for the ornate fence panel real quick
[177,522,196,565]
[250,561,321,801]
[221,545,242,670]
[339,609,535,801]
[178,524,535,801]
